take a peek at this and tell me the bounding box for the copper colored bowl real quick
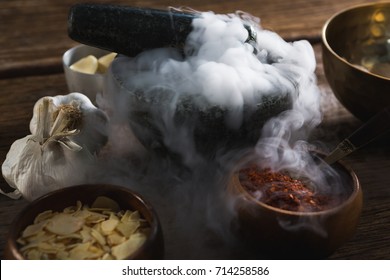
[230,155,363,259]
[322,3,390,121]
[3,184,164,260]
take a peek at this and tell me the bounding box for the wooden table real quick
[1,0,389,260]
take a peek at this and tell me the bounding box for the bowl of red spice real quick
[230,152,363,259]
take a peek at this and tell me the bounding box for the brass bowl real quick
[230,153,363,259]
[3,184,164,260]
[322,2,390,121]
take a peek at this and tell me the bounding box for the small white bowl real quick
[63,44,112,102]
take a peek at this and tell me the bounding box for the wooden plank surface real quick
[1,0,390,260]
[0,0,379,78]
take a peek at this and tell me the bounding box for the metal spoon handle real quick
[324,107,390,165]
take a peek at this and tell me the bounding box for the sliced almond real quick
[111,232,146,260]
[45,213,84,235]
[100,217,119,235]
[18,197,150,260]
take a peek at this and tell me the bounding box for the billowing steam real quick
[90,10,342,258]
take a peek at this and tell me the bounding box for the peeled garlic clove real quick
[70,55,98,74]
[97,52,117,73]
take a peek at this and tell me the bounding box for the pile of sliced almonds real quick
[17,196,150,260]
[70,52,117,74]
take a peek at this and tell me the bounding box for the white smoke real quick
[93,10,338,258]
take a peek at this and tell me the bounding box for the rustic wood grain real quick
[0,0,379,78]
[1,0,390,260]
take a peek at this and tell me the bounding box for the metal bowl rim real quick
[322,2,390,81]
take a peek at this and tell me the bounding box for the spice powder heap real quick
[239,167,336,212]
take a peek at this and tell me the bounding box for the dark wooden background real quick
[1,0,389,259]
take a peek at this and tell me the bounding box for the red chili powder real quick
[239,167,335,212]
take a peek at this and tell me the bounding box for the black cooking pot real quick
[68,4,295,159]
[107,55,294,158]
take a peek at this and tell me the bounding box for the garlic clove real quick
[29,93,108,156]
[70,55,98,74]
[97,52,117,73]
[1,136,32,199]
[2,92,109,201]
[57,137,83,152]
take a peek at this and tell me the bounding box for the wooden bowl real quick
[3,184,164,260]
[322,2,390,120]
[230,154,363,259]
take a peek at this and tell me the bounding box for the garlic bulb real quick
[1,93,108,201]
